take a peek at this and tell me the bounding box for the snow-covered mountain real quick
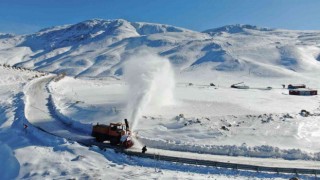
[203,24,273,35]
[1,19,320,80]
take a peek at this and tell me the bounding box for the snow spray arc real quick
[123,52,175,131]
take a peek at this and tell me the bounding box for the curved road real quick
[23,75,320,176]
[24,75,93,143]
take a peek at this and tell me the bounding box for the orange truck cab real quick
[91,119,133,148]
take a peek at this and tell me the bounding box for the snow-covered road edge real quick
[138,135,320,161]
[47,94,92,134]
[47,79,92,134]
[12,91,66,145]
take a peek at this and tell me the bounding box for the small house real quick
[289,89,317,96]
[288,84,306,89]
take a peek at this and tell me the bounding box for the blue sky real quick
[1,0,320,34]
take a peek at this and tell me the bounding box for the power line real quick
[29,104,49,116]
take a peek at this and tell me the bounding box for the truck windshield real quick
[111,125,117,131]
[117,125,125,130]
[111,124,125,131]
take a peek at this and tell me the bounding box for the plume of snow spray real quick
[124,51,175,131]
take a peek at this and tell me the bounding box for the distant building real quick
[289,89,317,96]
[288,84,306,89]
[231,82,249,89]
[231,84,249,89]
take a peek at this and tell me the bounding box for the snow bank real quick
[0,142,20,180]
[47,94,92,134]
[138,136,320,161]
[91,148,310,180]
[12,92,65,145]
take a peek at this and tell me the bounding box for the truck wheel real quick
[96,137,104,142]
[110,137,119,145]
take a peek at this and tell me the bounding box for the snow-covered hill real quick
[1,19,320,82]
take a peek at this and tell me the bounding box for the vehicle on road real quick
[91,119,133,148]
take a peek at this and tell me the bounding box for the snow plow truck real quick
[91,119,133,148]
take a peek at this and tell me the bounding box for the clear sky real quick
[1,0,320,34]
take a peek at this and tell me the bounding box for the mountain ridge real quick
[0,19,320,81]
